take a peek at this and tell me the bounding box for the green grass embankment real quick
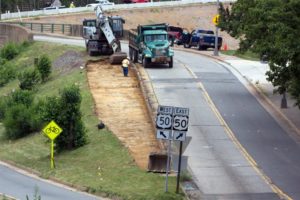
[221,50,260,61]
[0,42,184,200]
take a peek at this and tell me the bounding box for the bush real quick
[36,54,51,82]
[0,62,17,87]
[0,42,19,60]
[0,96,9,120]
[41,85,87,151]
[3,104,38,139]
[11,89,34,107]
[18,69,40,90]
[0,57,7,65]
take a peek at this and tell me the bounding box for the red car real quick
[168,26,184,45]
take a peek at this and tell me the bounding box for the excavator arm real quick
[95,5,121,53]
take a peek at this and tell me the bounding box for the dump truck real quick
[82,5,127,64]
[128,23,174,68]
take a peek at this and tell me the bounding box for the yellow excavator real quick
[82,5,127,64]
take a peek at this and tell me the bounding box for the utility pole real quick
[213,0,220,56]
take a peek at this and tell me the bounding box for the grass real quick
[220,50,260,61]
[0,42,184,200]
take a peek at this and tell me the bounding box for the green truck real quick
[128,23,174,68]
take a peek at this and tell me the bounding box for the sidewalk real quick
[200,51,300,140]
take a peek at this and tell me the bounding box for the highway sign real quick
[173,131,186,142]
[156,129,171,140]
[213,14,220,25]
[42,120,62,140]
[173,107,189,132]
[156,105,173,130]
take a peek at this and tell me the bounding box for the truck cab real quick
[129,23,174,68]
[182,29,222,50]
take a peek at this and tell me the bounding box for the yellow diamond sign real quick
[213,14,220,25]
[42,120,62,140]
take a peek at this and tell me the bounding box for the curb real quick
[131,62,167,152]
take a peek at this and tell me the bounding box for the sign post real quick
[173,107,189,193]
[156,105,189,193]
[156,105,173,192]
[213,14,220,56]
[42,120,62,169]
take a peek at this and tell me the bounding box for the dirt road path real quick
[86,59,161,169]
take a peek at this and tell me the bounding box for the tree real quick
[40,85,87,151]
[36,54,51,82]
[218,0,300,108]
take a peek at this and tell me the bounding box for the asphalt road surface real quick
[147,49,300,200]
[0,163,102,200]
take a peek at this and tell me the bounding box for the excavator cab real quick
[111,16,125,38]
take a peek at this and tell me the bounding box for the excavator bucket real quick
[109,52,127,65]
[148,153,169,172]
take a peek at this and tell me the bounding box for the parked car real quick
[43,5,66,10]
[86,0,115,8]
[181,29,222,50]
[168,26,184,45]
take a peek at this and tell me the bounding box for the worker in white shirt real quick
[121,57,130,77]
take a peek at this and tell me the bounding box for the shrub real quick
[36,54,51,82]
[0,62,17,87]
[3,104,38,139]
[0,96,9,120]
[41,85,87,151]
[11,89,34,107]
[0,42,19,60]
[0,57,7,65]
[18,69,40,90]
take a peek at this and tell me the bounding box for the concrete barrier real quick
[0,23,33,47]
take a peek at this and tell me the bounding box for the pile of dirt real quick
[86,60,161,169]
[24,3,239,50]
[53,50,86,74]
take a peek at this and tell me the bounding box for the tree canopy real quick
[218,0,300,108]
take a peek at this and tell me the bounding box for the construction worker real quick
[69,1,75,8]
[121,57,130,77]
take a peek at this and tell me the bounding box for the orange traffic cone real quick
[223,43,228,51]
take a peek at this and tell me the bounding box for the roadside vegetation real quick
[219,0,300,109]
[220,50,260,61]
[0,41,183,200]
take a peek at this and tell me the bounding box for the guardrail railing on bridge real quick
[1,22,82,37]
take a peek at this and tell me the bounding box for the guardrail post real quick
[41,23,43,32]
[62,24,64,34]
[30,23,33,30]
[51,24,54,33]
[69,24,72,36]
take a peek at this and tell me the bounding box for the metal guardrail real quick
[0,0,236,20]
[2,22,83,36]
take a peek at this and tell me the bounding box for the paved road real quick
[145,51,280,199]
[0,163,102,200]
[174,50,300,200]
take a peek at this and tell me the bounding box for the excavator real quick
[82,5,127,64]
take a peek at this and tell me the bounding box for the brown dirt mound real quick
[86,60,161,169]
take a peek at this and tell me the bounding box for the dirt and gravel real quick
[86,59,161,169]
